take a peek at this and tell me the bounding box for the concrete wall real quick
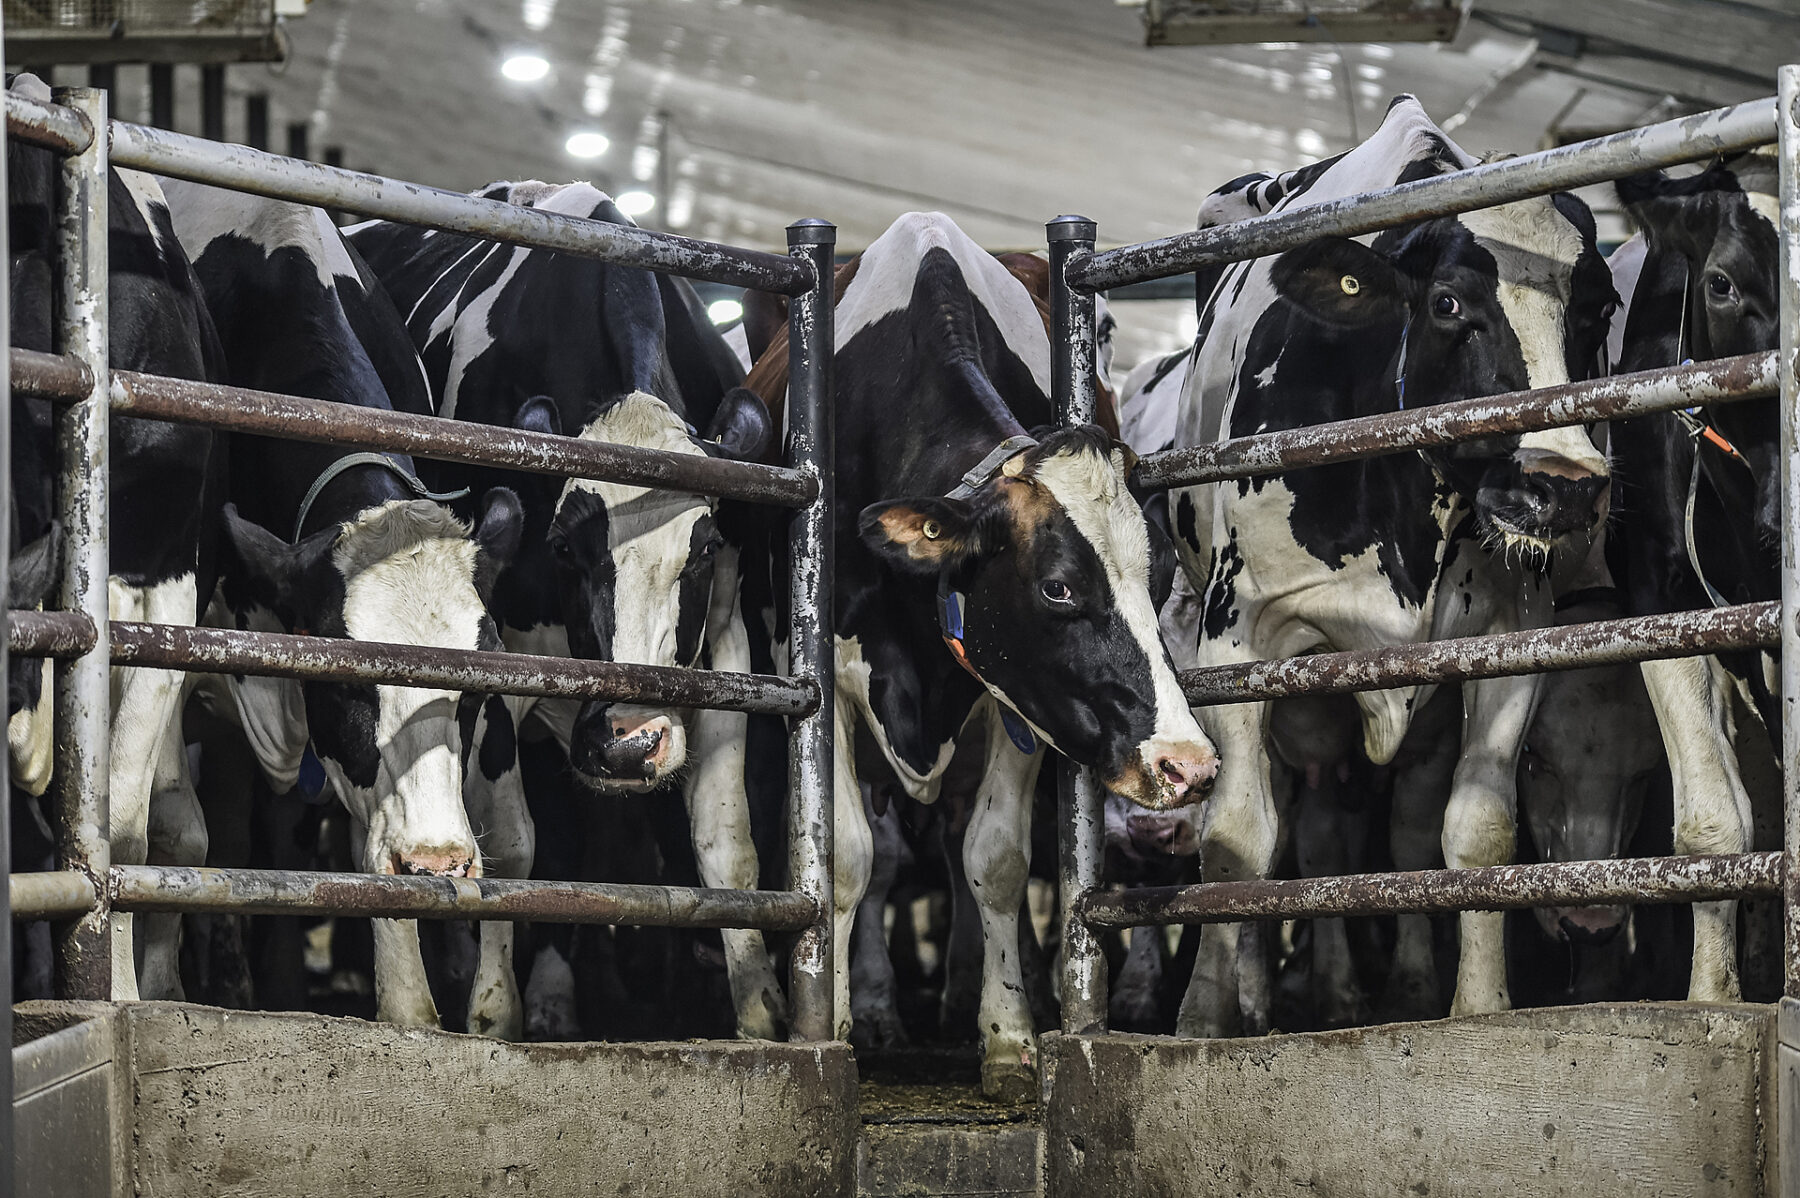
[15,1001,858,1198]
[1042,1003,1778,1198]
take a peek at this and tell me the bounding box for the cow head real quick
[1619,153,1780,548]
[1518,659,1664,946]
[1268,192,1616,566]
[527,386,772,791]
[222,491,523,876]
[7,521,61,797]
[860,425,1217,811]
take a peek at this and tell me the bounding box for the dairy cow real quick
[7,74,225,1000]
[155,184,527,1032]
[1165,96,1617,1034]
[745,211,1216,1098]
[1604,151,1782,1001]
[350,183,789,1040]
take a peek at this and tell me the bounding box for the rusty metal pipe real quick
[106,621,820,716]
[8,348,90,403]
[1135,352,1777,491]
[4,92,95,157]
[104,119,814,295]
[1076,852,1782,928]
[1183,603,1776,706]
[96,367,815,508]
[108,865,818,931]
[1778,66,1800,998]
[9,871,99,921]
[7,610,97,658]
[1071,96,1778,291]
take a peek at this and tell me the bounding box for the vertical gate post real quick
[1047,215,1108,1034]
[1782,65,1800,999]
[785,218,838,1042]
[50,87,113,1000]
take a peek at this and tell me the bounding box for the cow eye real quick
[1706,273,1737,302]
[547,533,573,563]
[1040,579,1074,605]
[1431,292,1461,319]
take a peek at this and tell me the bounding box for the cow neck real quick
[292,453,469,543]
[933,433,1041,755]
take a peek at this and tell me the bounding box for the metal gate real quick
[1044,71,1800,1030]
[0,84,840,1041]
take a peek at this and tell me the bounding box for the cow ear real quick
[1269,237,1410,328]
[741,291,790,364]
[701,386,774,462]
[472,487,525,600]
[859,497,981,576]
[514,395,561,437]
[9,521,62,609]
[1141,493,1178,612]
[1616,169,1713,261]
[219,505,331,621]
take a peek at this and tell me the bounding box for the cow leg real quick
[1177,698,1275,1038]
[939,810,984,1036]
[464,697,531,1040]
[1294,762,1365,1028]
[1444,673,1540,1015]
[141,712,206,1000]
[685,702,787,1041]
[849,785,907,1050]
[1381,694,1455,1021]
[1111,924,1165,1030]
[1641,655,1752,1001]
[963,715,1046,1102]
[107,574,196,1001]
[830,694,873,1043]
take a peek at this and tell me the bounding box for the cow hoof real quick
[736,986,788,1042]
[980,1059,1038,1105]
[848,1008,909,1052]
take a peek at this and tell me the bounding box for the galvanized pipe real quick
[1182,603,1776,706]
[1049,215,1109,1037]
[107,621,820,716]
[784,219,838,1043]
[1780,65,1800,999]
[10,871,100,921]
[4,91,94,156]
[1076,852,1783,928]
[7,609,98,658]
[49,87,111,1001]
[101,116,814,295]
[1135,352,1777,492]
[108,865,818,931]
[1070,96,1779,292]
[97,367,814,508]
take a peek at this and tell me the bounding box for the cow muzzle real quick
[570,704,682,789]
[385,843,480,879]
[1125,810,1202,858]
[1476,450,1609,561]
[1535,903,1626,946]
[1110,741,1219,812]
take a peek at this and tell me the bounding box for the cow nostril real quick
[1159,758,1187,786]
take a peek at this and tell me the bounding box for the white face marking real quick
[332,500,487,874]
[1030,446,1216,803]
[835,212,1051,397]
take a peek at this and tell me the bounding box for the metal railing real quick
[1045,68,1800,1033]
[2,87,840,1041]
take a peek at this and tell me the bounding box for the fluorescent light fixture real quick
[707,298,744,326]
[615,190,656,217]
[501,54,550,83]
[565,131,610,159]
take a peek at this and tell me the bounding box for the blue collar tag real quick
[298,743,329,802]
[999,708,1038,754]
[941,590,965,640]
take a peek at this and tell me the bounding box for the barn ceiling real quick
[34,0,1784,365]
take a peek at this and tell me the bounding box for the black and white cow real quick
[767,211,1215,1098]
[1164,96,1617,1034]
[1604,150,1782,1001]
[155,183,527,1032]
[349,182,788,1040]
[7,74,225,1000]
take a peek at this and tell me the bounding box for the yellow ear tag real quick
[1339,274,1360,296]
[921,519,942,541]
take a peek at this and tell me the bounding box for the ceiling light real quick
[501,54,550,83]
[707,298,744,326]
[615,190,656,217]
[565,131,610,159]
